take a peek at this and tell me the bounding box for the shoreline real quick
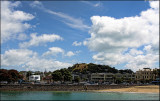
[0,85,159,94]
[95,85,159,94]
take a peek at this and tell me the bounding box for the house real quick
[29,75,40,82]
[43,75,53,84]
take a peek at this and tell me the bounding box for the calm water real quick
[1,91,159,100]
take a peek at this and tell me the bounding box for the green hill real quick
[67,63,120,74]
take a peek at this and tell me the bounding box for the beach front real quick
[1,84,159,94]
[97,85,159,93]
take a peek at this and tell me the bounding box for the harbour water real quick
[1,91,159,100]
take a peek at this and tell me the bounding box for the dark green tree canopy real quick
[0,69,22,83]
[52,68,72,82]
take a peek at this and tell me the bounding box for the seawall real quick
[0,84,135,91]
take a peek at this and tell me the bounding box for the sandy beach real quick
[97,85,159,93]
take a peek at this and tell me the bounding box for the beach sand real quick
[97,85,159,93]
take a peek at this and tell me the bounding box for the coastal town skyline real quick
[1,1,159,72]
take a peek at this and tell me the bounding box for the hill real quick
[67,63,120,74]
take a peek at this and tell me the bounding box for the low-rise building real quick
[43,75,53,84]
[135,68,159,83]
[91,73,135,84]
[91,73,105,83]
[105,73,114,83]
[29,75,40,82]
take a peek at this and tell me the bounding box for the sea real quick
[1,91,159,100]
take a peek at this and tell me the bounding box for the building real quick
[43,75,53,84]
[91,73,105,83]
[91,73,135,84]
[29,75,41,82]
[72,74,80,80]
[105,73,114,83]
[135,68,159,83]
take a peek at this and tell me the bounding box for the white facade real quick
[29,75,40,82]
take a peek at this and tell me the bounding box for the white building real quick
[29,75,40,82]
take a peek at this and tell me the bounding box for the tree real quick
[0,69,12,83]
[60,68,72,82]
[52,70,62,82]
[74,77,80,83]
[18,74,24,79]
[8,69,19,83]
[119,69,134,74]
[52,69,72,82]
[0,69,22,83]
[26,71,32,80]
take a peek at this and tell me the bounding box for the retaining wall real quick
[0,84,134,91]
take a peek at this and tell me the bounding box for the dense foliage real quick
[68,63,133,74]
[0,69,23,83]
[52,68,72,82]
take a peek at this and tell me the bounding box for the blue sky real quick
[1,1,159,72]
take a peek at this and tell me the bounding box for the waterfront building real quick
[29,75,41,82]
[43,75,53,84]
[91,73,135,84]
[135,68,159,83]
[122,73,135,83]
[91,73,106,83]
[105,73,114,83]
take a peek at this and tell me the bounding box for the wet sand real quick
[97,85,159,93]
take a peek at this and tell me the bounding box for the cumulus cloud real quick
[72,41,82,46]
[129,49,143,56]
[17,33,28,41]
[43,47,77,57]
[1,1,34,43]
[23,57,72,71]
[1,49,36,66]
[30,1,90,30]
[1,49,72,71]
[43,47,64,56]
[66,51,75,57]
[19,33,63,48]
[85,1,159,71]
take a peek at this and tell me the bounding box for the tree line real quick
[0,63,135,83]
[0,69,23,83]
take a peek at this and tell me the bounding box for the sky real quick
[1,1,159,72]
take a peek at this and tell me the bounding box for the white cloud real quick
[19,33,63,48]
[66,51,75,57]
[23,57,72,71]
[17,33,28,40]
[150,1,159,9]
[43,47,77,57]
[72,41,82,46]
[43,47,64,56]
[1,49,37,67]
[129,49,143,56]
[81,1,102,7]
[125,53,159,71]
[1,1,34,43]
[30,1,90,30]
[85,1,159,71]
[1,49,72,71]
[143,45,152,53]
